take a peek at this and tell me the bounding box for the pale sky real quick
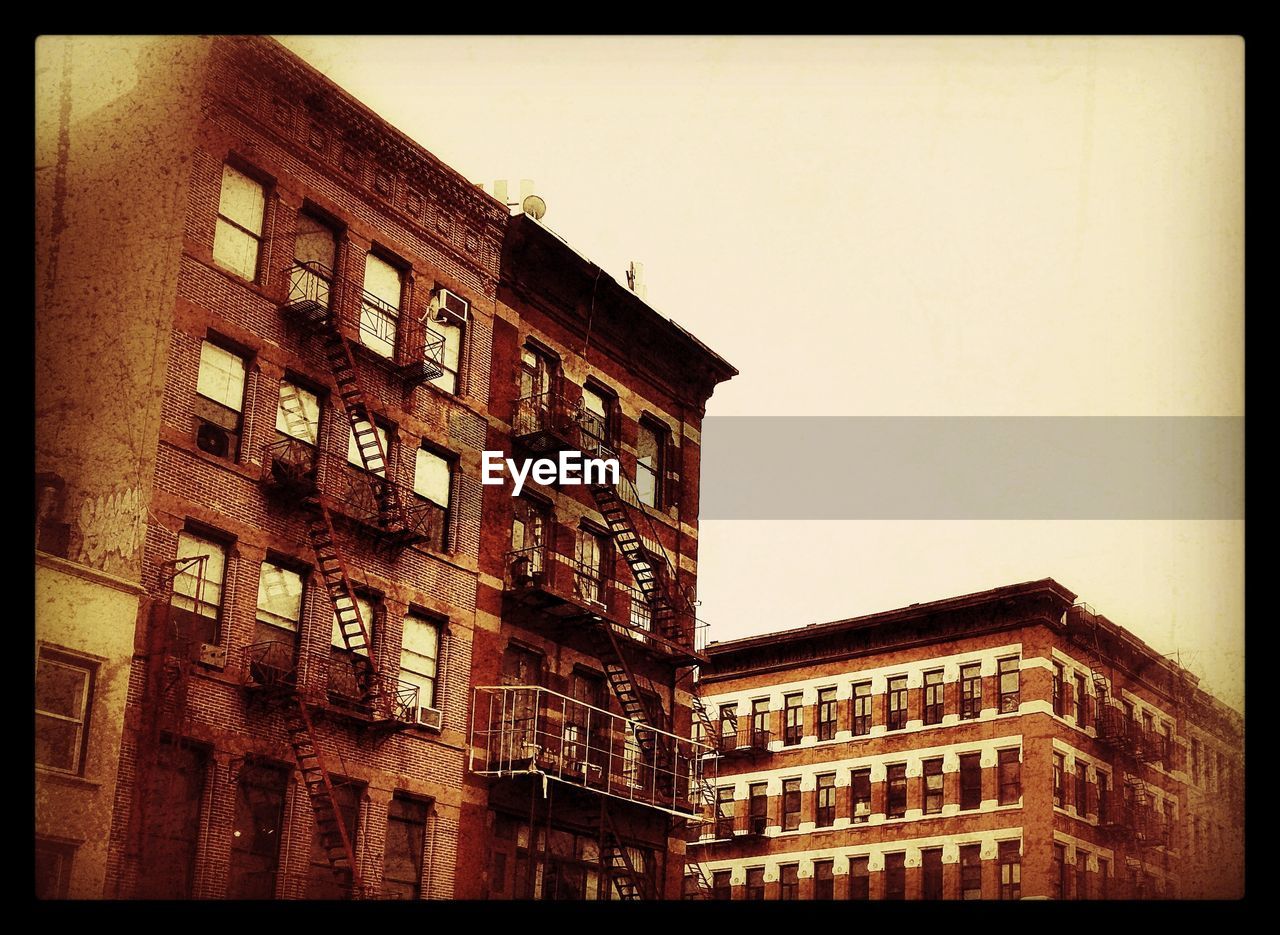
[55,36,1245,710]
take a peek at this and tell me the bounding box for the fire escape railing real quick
[282,260,446,388]
[469,685,717,821]
[239,643,420,724]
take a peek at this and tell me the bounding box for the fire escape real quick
[1066,604,1179,892]
[237,260,445,897]
[476,389,719,899]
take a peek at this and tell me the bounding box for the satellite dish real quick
[521,194,547,220]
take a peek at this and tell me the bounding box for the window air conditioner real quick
[415,706,443,730]
[435,289,470,325]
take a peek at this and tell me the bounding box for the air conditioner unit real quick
[435,289,470,325]
[415,706,443,730]
[199,643,227,667]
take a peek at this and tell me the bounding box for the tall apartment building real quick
[456,213,736,900]
[36,35,736,900]
[37,35,508,898]
[690,579,1243,900]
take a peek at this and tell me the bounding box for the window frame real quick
[1052,661,1065,716]
[997,655,1020,713]
[816,772,836,828]
[816,686,837,741]
[212,161,266,282]
[779,863,799,901]
[634,417,667,509]
[886,675,908,731]
[400,611,443,713]
[851,681,872,735]
[1074,672,1088,726]
[412,444,455,552]
[1053,752,1065,808]
[923,757,944,815]
[429,288,469,396]
[959,752,982,810]
[782,777,802,831]
[886,762,908,819]
[851,767,872,824]
[923,668,944,725]
[960,843,982,899]
[35,647,96,776]
[998,748,1021,805]
[922,847,944,900]
[849,856,870,900]
[998,841,1021,901]
[959,663,982,719]
[747,782,768,835]
[884,852,907,900]
[783,693,803,746]
[813,859,834,900]
[194,339,248,461]
[383,793,429,900]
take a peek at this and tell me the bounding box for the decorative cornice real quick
[204,36,508,284]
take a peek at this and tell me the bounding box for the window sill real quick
[36,768,104,791]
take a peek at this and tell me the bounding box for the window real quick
[718,704,738,747]
[851,768,872,824]
[135,743,208,899]
[1215,751,1224,793]
[574,527,606,604]
[1097,770,1110,823]
[960,663,982,719]
[960,752,982,810]
[635,419,665,508]
[518,344,557,418]
[275,380,321,447]
[852,681,872,735]
[309,780,364,898]
[430,290,468,395]
[782,778,802,831]
[960,844,982,899]
[816,773,836,827]
[884,852,906,900]
[1074,673,1088,726]
[228,763,289,899]
[213,163,265,280]
[1052,843,1066,899]
[413,447,453,551]
[748,782,768,835]
[580,384,612,451]
[347,422,389,474]
[171,531,228,649]
[783,693,803,746]
[886,763,907,818]
[922,847,943,900]
[813,859,834,900]
[565,671,602,767]
[194,340,246,459]
[998,748,1021,805]
[35,838,76,899]
[329,593,376,699]
[401,614,441,712]
[817,687,837,740]
[331,593,375,656]
[923,669,943,725]
[849,856,870,900]
[751,698,770,746]
[1163,799,1174,849]
[923,758,943,815]
[36,648,94,774]
[998,841,1021,900]
[746,866,765,901]
[1052,662,1065,716]
[293,210,337,278]
[384,795,428,899]
[715,787,735,840]
[887,675,908,730]
[712,870,732,900]
[779,863,799,901]
[1052,752,1065,808]
[1098,858,1109,899]
[998,656,1020,713]
[1074,760,1088,815]
[510,497,548,575]
[360,252,403,359]
[255,560,303,647]
[1075,850,1088,900]
[1192,738,1201,785]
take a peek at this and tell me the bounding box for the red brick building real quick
[689,579,1243,900]
[37,35,736,900]
[455,213,736,900]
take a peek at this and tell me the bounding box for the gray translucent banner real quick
[697,417,1243,519]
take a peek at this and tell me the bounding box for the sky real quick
[50,34,1231,711]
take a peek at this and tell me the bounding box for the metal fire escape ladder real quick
[281,695,364,897]
[600,801,648,900]
[588,623,663,753]
[299,493,377,679]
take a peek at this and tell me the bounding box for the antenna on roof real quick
[626,261,647,300]
[490,179,547,220]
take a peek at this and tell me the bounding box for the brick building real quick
[455,214,736,900]
[36,35,736,900]
[689,579,1244,900]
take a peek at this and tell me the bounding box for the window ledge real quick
[36,768,104,790]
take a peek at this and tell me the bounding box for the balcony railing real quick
[470,685,716,820]
[280,260,446,387]
[239,642,419,725]
[510,390,587,454]
[261,440,445,548]
[716,725,773,757]
[504,545,702,658]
